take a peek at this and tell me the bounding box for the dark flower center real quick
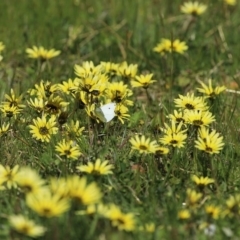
[193,120,203,126]
[39,127,49,135]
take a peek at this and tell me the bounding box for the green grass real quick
[1,0,240,239]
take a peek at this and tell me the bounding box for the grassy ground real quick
[0,0,240,239]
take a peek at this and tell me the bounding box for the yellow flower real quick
[114,104,130,124]
[185,110,215,127]
[74,61,100,78]
[27,97,45,113]
[181,1,207,16]
[0,105,21,118]
[160,132,187,148]
[45,95,69,115]
[172,39,188,54]
[0,164,19,189]
[155,146,170,155]
[9,215,46,238]
[205,205,221,220]
[159,121,187,148]
[129,135,159,154]
[178,209,191,220]
[73,72,108,97]
[77,158,114,175]
[106,204,135,231]
[26,189,70,218]
[67,175,102,205]
[186,189,202,207]
[161,121,187,135]
[29,115,58,142]
[224,194,240,217]
[26,46,61,60]
[55,139,82,160]
[197,79,226,99]
[0,42,5,52]
[28,80,59,99]
[191,175,214,190]
[174,93,207,111]
[49,177,69,199]
[65,120,85,138]
[131,74,156,89]
[153,39,172,55]
[106,81,133,106]
[2,89,25,109]
[117,61,138,80]
[224,0,236,6]
[58,78,76,95]
[195,128,224,154]
[168,110,186,123]
[153,39,188,55]
[100,61,119,77]
[15,167,46,195]
[0,122,10,137]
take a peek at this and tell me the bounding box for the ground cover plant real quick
[0,0,240,239]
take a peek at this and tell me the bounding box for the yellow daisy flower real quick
[28,80,59,99]
[0,122,10,137]
[172,39,188,54]
[2,89,25,109]
[131,74,156,89]
[185,110,215,127]
[0,164,19,189]
[181,1,207,16]
[195,128,224,154]
[224,194,240,217]
[29,115,58,142]
[129,135,159,154]
[205,205,221,220]
[49,177,69,199]
[77,158,114,175]
[153,38,172,55]
[100,61,119,77]
[55,139,82,160]
[15,167,46,195]
[58,78,76,95]
[26,189,70,218]
[155,146,170,155]
[161,121,187,135]
[159,132,187,148]
[65,120,85,138]
[106,81,133,106]
[9,215,46,238]
[186,189,202,207]
[67,175,102,205]
[117,61,138,80]
[174,93,207,111]
[26,46,61,60]
[168,110,186,123]
[74,61,101,78]
[153,39,188,55]
[106,204,135,232]
[0,105,21,118]
[178,209,191,220]
[27,97,45,113]
[115,104,130,124]
[191,175,214,190]
[197,79,226,99]
[45,95,69,115]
